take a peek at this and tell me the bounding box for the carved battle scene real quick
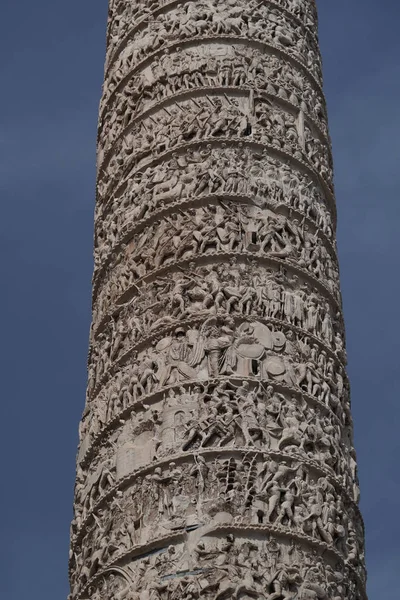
[69,1,368,599]
[71,454,365,592]
[98,43,328,152]
[96,95,333,208]
[92,147,336,300]
[101,0,323,105]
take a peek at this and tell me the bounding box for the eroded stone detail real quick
[69,1,368,599]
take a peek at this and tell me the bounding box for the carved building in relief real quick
[69,1,368,598]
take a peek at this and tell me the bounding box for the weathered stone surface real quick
[69,1,368,599]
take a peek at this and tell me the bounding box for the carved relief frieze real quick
[69,0,368,598]
[90,249,343,354]
[86,316,349,436]
[93,145,335,284]
[78,379,357,499]
[92,204,340,329]
[76,532,365,600]
[70,451,365,595]
[96,94,332,201]
[102,0,322,106]
[106,0,320,75]
[98,43,328,151]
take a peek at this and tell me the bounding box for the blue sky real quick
[0,0,398,598]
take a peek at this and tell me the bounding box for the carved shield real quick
[235,343,265,359]
[156,337,173,352]
[272,331,286,350]
[264,356,286,376]
[253,322,274,350]
[176,361,199,380]
[193,230,203,242]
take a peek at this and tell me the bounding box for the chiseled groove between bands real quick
[105,0,320,78]
[79,377,348,471]
[70,448,363,559]
[98,35,325,125]
[97,85,331,177]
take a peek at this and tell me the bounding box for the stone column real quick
[69,1,368,599]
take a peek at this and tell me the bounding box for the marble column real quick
[69,1,368,599]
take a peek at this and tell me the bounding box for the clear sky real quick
[0,0,398,598]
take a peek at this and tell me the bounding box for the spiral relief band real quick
[69,1,368,599]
